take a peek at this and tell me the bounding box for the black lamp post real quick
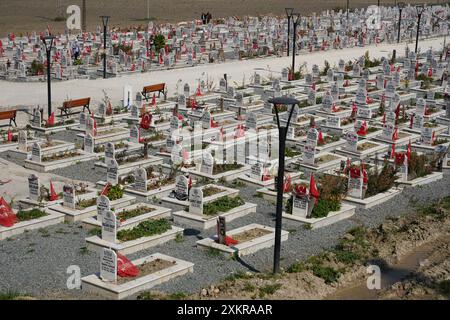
[291,13,301,79]
[100,15,110,79]
[397,2,405,44]
[269,96,300,274]
[43,36,55,118]
[346,0,350,23]
[285,8,294,57]
[415,5,426,53]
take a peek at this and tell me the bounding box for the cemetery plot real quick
[49,185,135,222]
[23,143,97,172]
[29,116,79,134]
[11,137,75,159]
[342,163,402,209]
[118,168,178,202]
[395,151,444,188]
[283,202,355,229]
[336,140,388,160]
[186,161,250,183]
[76,126,130,144]
[238,162,302,188]
[95,149,163,177]
[162,182,239,207]
[374,130,420,146]
[197,224,289,257]
[81,253,193,300]
[0,207,65,240]
[297,152,347,174]
[282,174,355,229]
[82,203,171,230]
[172,189,257,230]
[298,132,346,154]
[0,128,36,152]
[85,217,183,255]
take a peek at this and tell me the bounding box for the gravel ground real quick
[0,161,449,299]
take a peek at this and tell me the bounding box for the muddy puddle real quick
[327,236,450,300]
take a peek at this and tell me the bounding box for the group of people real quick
[201,12,212,24]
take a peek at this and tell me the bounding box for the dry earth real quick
[141,198,450,300]
[0,0,436,36]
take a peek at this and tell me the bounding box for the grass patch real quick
[438,280,450,296]
[16,209,47,222]
[258,283,282,298]
[87,228,101,237]
[0,291,31,300]
[175,232,184,243]
[243,283,256,292]
[202,196,245,216]
[206,247,223,258]
[116,206,154,221]
[79,246,89,255]
[117,219,172,242]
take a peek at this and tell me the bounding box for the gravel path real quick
[0,162,449,299]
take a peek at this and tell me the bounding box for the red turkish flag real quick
[49,181,59,201]
[309,174,320,203]
[0,197,16,227]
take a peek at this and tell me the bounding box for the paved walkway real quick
[0,37,446,111]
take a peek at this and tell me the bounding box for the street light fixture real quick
[100,15,110,79]
[269,96,300,274]
[397,2,405,44]
[285,8,294,57]
[291,13,301,79]
[43,35,55,118]
[415,4,426,53]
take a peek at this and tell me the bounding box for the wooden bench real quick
[142,83,165,101]
[58,98,91,118]
[0,110,18,127]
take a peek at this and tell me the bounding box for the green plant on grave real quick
[202,196,245,216]
[105,184,124,201]
[366,162,398,197]
[117,219,171,242]
[16,209,47,222]
[408,152,438,180]
[285,174,346,218]
[153,34,166,53]
[363,51,380,69]
[320,60,330,76]
[28,60,45,76]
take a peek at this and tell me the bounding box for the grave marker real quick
[189,187,203,215]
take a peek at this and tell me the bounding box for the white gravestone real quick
[18,130,27,152]
[97,195,111,224]
[134,168,147,192]
[201,152,214,175]
[31,142,41,162]
[344,131,358,152]
[130,125,140,144]
[100,248,117,282]
[84,133,94,153]
[63,184,76,209]
[174,175,189,201]
[189,187,204,215]
[28,174,40,201]
[348,172,363,198]
[106,159,119,185]
[105,142,115,164]
[102,210,117,243]
[250,162,263,181]
[303,144,316,165]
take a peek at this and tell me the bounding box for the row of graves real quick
[1,4,449,82]
[1,44,450,299]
